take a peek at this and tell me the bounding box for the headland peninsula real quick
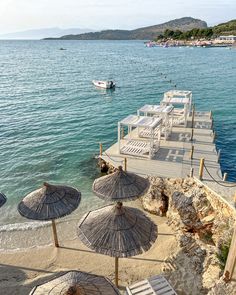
[44,17,236,47]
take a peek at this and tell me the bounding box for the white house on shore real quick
[215,35,236,43]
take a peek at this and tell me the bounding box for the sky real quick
[0,0,235,34]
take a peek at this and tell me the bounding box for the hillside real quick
[213,19,236,36]
[155,19,236,41]
[45,17,207,40]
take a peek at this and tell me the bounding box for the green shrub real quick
[202,231,214,244]
[216,241,231,270]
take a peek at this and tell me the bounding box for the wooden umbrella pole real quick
[52,219,59,247]
[115,257,119,287]
[192,104,195,128]
[124,157,127,172]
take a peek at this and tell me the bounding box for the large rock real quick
[169,191,202,230]
[167,187,214,236]
[140,177,236,294]
[207,277,236,295]
[202,253,222,290]
[141,178,168,216]
[142,177,215,234]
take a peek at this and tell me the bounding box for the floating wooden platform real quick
[102,111,217,178]
[101,111,236,208]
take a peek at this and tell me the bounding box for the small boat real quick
[92,80,115,89]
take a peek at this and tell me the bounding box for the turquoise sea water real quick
[0,40,236,233]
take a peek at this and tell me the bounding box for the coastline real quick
[146,39,234,48]
[0,200,177,294]
[0,40,236,294]
[2,177,236,294]
[0,199,104,252]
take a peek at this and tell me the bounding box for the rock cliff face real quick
[141,177,236,295]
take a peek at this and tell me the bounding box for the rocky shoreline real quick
[141,177,236,295]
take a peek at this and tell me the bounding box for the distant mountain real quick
[45,17,207,40]
[0,27,94,40]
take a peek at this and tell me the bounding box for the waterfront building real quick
[216,35,236,43]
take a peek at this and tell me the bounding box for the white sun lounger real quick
[120,140,151,158]
[171,109,185,126]
[137,105,173,140]
[125,275,177,295]
[118,115,162,159]
[139,127,161,139]
[120,139,160,158]
[172,116,185,126]
[161,90,192,127]
[139,125,171,140]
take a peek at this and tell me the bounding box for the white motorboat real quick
[92,80,115,89]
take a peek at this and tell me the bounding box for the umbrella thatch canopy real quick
[0,193,7,208]
[92,166,149,202]
[30,271,120,295]
[18,182,81,247]
[77,202,157,286]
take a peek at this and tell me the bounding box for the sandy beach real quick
[1,178,236,295]
[0,203,177,295]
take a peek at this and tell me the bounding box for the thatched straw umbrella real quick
[0,193,7,208]
[77,202,157,287]
[18,182,81,247]
[92,166,149,202]
[30,270,120,295]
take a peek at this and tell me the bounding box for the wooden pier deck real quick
[101,111,236,208]
[101,108,236,282]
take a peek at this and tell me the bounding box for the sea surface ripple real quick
[0,40,235,247]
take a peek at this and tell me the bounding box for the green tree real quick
[163,29,175,38]
[172,30,183,39]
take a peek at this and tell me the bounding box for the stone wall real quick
[195,178,236,219]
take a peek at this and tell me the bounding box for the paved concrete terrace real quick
[101,111,236,208]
